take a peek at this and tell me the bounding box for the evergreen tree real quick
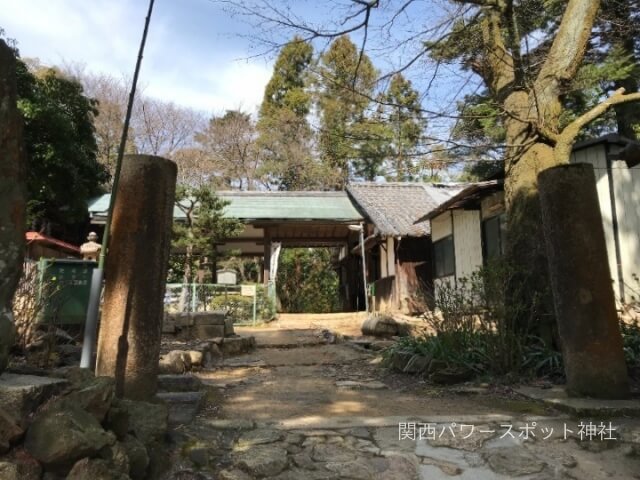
[172,185,243,285]
[317,35,377,187]
[384,74,424,181]
[257,37,327,190]
[16,59,109,236]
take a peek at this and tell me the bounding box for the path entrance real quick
[165,314,640,479]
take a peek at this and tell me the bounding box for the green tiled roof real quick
[88,191,363,223]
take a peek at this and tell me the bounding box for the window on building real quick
[482,214,506,262]
[433,235,455,278]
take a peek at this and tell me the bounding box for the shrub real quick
[391,259,563,380]
[12,262,61,350]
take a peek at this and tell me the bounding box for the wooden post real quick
[96,155,177,400]
[538,163,629,399]
[263,228,271,285]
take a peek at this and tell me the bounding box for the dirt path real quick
[164,313,640,480]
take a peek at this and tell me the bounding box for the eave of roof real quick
[415,180,503,223]
[26,232,80,253]
[572,133,640,152]
[88,191,363,224]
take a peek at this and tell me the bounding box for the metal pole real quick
[81,0,155,369]
[360,225,369,313]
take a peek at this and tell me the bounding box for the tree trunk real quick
[0,40,26,374]
[502,91,558,341]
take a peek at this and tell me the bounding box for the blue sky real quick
[0,0,473,134]
[0,0,277,115]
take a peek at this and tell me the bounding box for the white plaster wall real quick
[571,145,622,299]
[612,159,640,300]
[452,210,483,281]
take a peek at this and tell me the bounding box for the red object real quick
[25,231,80,254]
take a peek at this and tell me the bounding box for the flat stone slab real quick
[335,380,387,390]
[0,374,68,424]
[198,418,255,431]
[157,391,206,426]
[517,386,640,417]
[269,414,521,431]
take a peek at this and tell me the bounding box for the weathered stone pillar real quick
[96,155,177,400]
[0,40,26,374]
[538,163,629,399]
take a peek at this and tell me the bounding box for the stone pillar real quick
[538,163,629,399]
[96,155,177,400]
[0,40,26,374]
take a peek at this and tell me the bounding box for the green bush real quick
[277,248,341,313]
[621,317,640,370]
[388,259,563,380]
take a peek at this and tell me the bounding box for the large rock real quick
[159,350,192,374]
[104,402,130,441]
[233,445,288,477]
[0,452,41,480]
[24,406,115,470]
[54,376,115,421]
[221,336,255,356]
[0,373,69,426]
[0,407,23,453]
[122,435,149,480]
[66,458,130,480]
[118,399,168,446]
[0,39,27,376]
[99,442,130,476]
[485,447,545,476]
[192,324,225,339]
[50,365,95,386]
[361,316,400,337]
[191,311,227,326]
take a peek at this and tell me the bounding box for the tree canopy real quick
[16,59,108,234]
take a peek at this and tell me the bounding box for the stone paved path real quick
[163,314,640,480]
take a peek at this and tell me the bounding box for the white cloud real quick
[0,0,273,114]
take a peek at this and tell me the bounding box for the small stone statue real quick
[80,232,101,261]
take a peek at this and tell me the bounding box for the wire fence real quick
[164,282,276,325]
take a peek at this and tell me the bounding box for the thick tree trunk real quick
[0,40,26,374]
[502,91,558,340]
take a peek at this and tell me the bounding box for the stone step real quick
[156,391,206,426]
[157,374,203,393]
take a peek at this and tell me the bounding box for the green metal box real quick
[38,258,97,325]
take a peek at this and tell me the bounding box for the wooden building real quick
[346,183,460,313]
[421,135,640,304]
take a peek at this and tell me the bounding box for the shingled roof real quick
[346,182,462,237]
